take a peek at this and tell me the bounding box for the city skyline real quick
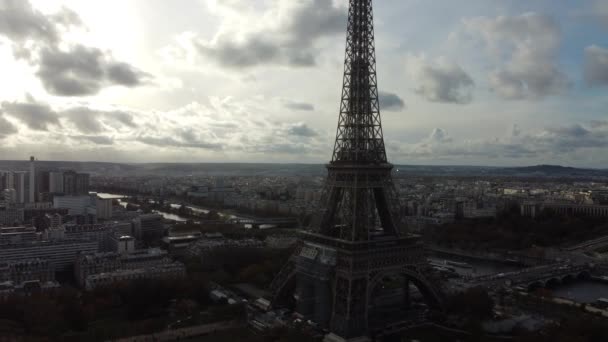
[0,0,607,167]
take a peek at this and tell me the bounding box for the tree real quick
[447,287,494,320]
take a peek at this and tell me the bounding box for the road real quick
[110,320,242,342]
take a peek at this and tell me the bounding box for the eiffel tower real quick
[271,1,444,341]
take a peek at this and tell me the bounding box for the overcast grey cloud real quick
[428,128,453,143]
[284,101,315,111]
[392,121,608,162]
[0,114,18,138]
[0,0,76,46]
[37,45,151,96]
[408,57,474,104]
[595,0,608,25]
[0,1,606,166]
[137,135,223,150]
[379,92,406,111]
[1,96,60,131]
[584,45,608,87]
[70,135,114,145]
[465,13,570,100]
[180,0,346,69]
[62,107,137,134]
[287,122,318,137]
[0,0,150,96]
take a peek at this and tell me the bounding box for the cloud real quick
[0,114,18,138]
[0,96,328,157]
[168,0,346,69]
[136,135,223,150]
[37,45,151,96]
[62,107,137,134]
[1,96,60,131]
[595,0,608,25]
[391,122,608,162]
[407,56,474,104]
[287,122,317,137]
[428,128,453,143]
[0,0,79,46]
[284,101,315,111]
[0,0,150,96]
[584,45,608,87]
[464,13,569,100]
[70,135,114,145]
[106,62,151,87]
[379,92,406,111]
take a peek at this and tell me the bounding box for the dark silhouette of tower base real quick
[271,0,444,340]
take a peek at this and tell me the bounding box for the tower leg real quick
[324,333,371,342]
[330,275,370,340]
[404,277,410,309]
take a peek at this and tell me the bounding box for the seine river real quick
[96,193,193,222]
[96,193,253,224]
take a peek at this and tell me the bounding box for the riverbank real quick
[113,320,243,342]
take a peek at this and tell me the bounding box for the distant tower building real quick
[49,171,64,193]
[0,171,9,190]
[13,172,27,204]
[36,170,50,201]
[63,171,90,195]
[96,197,113,220]
[63,171,77,195]
[76,173,90,195]
[3,188,17,204]
[29,156,35,203]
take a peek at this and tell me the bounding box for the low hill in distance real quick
[0,160,606,179]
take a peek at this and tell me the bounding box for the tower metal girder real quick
[271,1,445,340]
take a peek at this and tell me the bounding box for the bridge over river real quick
[464,263,599,290]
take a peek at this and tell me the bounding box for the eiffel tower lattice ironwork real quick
[271,1,445,341]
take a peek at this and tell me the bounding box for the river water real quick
[553,281,608,303]
[431,255,608,304]
[96,193,266,226]
[97,193,190,221]
[429,257,522,277]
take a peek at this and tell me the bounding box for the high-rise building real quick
[133,214,165,241]
[29,157,35,204]
[36,170,50,201]
[63,171,90,195]
[53,195,96,216]
[0,171,10,190]
[0,239,99,272]
[96,197,113,220]
[3,188,17,204]
[63,171,77,195]
[13,172,27,204]
[0,207,24,226]
[49,172,64,193]
[76,173,90,195]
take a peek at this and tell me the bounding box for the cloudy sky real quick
[0,0,607,167]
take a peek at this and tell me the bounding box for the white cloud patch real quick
[464,13,570,100]
[406,55,474,104]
